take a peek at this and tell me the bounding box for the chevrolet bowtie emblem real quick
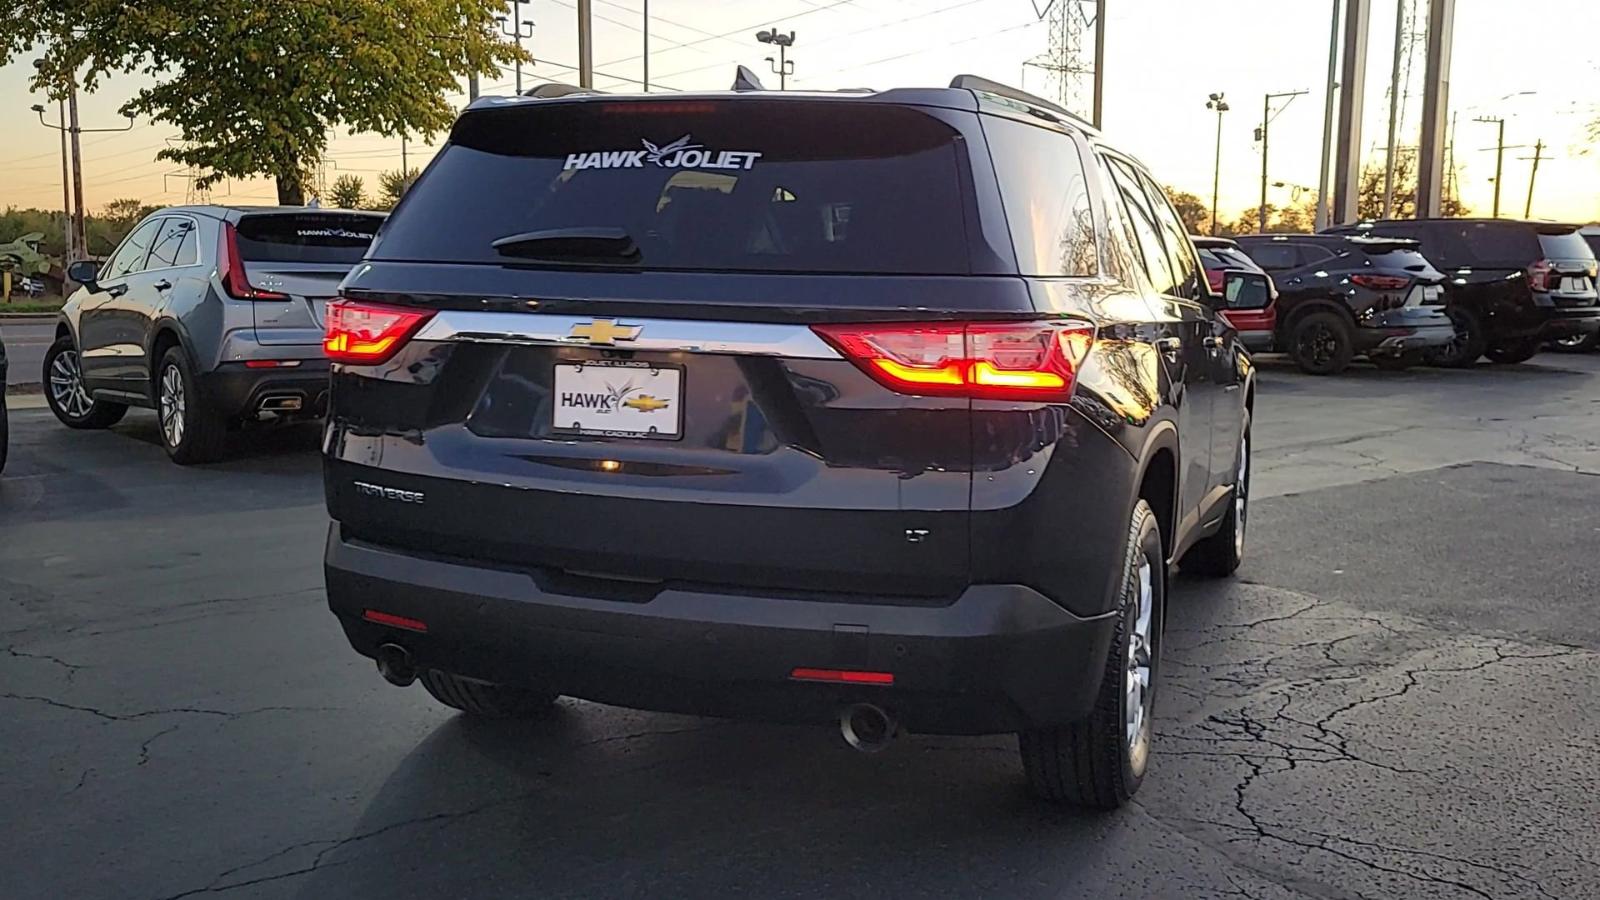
[567,318,642,346]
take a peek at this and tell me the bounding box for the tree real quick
[375,168,420,211]
[1357,151,1468,221]
[1220,201,1318,236]
[5,1,528,205]
[1163,187,1213,236]
[329,174,367,210]
[101,198,156,236]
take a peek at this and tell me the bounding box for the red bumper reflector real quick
[790,667,894,686]
[244,359,302,369]
[362,609,428,633]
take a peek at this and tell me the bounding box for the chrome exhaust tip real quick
[839,703,897,753]
[375,643,417,687]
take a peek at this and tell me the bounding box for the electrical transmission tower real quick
[1025,0,1100,122]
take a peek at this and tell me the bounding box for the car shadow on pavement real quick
[281,708,1208,899]
[109,413,323,469]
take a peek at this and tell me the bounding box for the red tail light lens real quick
[1349,274,1411,291]
[323,300,434,365]
[812,320,1095,402]
[1205,269,1226,293]
[1527,258,1553,292]
[218,222,289,301]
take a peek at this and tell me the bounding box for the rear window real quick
[235,213,382,264]
[1584,234,1600,258]
[1537,230,1596,262]
[371,100,971,275]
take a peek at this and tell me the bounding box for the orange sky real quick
[2,0,1596,222]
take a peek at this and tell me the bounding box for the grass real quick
[0,296,64,314]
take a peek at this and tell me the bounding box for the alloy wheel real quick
[1125,557,1155,773]
[159,364,186,448]
[1297,324,1337,367]
[49,350,93,420]
[1554,334,1589,349]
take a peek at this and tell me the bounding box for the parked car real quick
[1,323,8,474]
[1234,233,1455,374]
[1553,225,1600,352]
[1193,235,1277,352]
[46,205,385,463]
[321,75,1255,809]
[1327,219,1600,365]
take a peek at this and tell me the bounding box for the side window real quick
[1135,169,1203,300]
[1103,158,1177,295]
[982,115,1098,276]
[145,218,199,269]
[102,217,164,280]
[1294,243,1335,266]
[1243,242,1299,271]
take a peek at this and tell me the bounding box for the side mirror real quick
[1221,270,1273,310]
[67,259,102,290]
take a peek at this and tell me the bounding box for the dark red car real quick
[1194,236,1277,352]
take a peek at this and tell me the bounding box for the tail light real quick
[812,320,1095,402]
[1349,274,1410,291]
[323,299,434,365]
[1527,258,1553,292]
[218,222,289,300]
[1205,269,1226,293]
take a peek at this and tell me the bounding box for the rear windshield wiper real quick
[491,227,640,265]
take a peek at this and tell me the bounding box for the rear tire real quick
[1180,413,1249,578]
[1288,312,1354,375]
[1425,307,1486,368]
[156,346,227,465]
[43,337,127,429]
[1485,337,1542,365]
[1019,499,1164,809]
[419,669,559,719]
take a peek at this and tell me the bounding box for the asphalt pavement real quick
[3,353,1599,899]
[3,316,56,389]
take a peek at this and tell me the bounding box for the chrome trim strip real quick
[412,311,842,359]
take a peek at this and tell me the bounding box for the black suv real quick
[1235,233,1454,374]
[321,76,1254,808]
[1327,219,1600,365]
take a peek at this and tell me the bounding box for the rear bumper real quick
[200,360,330,420]
[324,526,1120,735]
[1536,308,1600,340]
[1355,322,1456,354]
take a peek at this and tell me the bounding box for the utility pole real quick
[1258,90,1309,233]
[400,134,408,178]
[1381,0,1406,219]
[67,85,86,261]
[498,1,534,93]
[1475,115,1505,218]
[1522,139,1544,219]
[757,29,796,89]
[32,67,134,265]
[642,0,650,92]
[1207,93,1230,236]
[1316,0,1343,231]
[577,0,594,88]
[1092,0,1106,128]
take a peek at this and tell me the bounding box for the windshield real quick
[372,100,972,275]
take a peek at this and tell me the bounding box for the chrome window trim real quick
[412,311,843,360]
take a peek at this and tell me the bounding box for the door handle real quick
[1202,336,1225,349]
[106,283,129,297]
[153,279,173,292]
[1155,336,1182,356]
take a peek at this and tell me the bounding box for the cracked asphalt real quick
[3,352,1599,899]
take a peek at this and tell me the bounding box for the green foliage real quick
[4,0,528,204]
[1,202,160,267]
[374,168,420,211]
[329,174,368,210]
[1217,202,1319,237]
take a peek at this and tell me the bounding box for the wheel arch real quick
[1277,297,1356,341]
[1132,423,1180,564]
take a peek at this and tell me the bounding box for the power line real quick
[795,17,1041,83]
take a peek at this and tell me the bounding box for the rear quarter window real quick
[1537,231,1595,262]
[236,213,383,264]
[982,115,1096,277]
[372,100,972,276]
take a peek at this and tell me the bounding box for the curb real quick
[6,382,43,397]
[0,314,60,322]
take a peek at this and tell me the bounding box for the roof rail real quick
[521,83,605,99]
[948,74,1094,129]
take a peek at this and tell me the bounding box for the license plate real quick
[552,360,683,439]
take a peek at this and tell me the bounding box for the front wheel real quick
[1484,337,1542,365]
[1019,499,1164,808]
[1288,312,1354,375]
[43,337,127,429]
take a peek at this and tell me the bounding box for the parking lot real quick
[3,353,1599,899]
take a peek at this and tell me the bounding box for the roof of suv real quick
[1336,218,1584,234]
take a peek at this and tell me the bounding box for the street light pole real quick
[578,0,594,88]
[642,0,650,92]
[57,98,72,265]
[757,29,796,90]
[1207,93,1229,236]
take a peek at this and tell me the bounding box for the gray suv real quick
[46,206,384,463]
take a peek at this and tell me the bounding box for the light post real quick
[31,95,134,267]
[756,29,795,90]
[496,1,535,94]
[1206,93,1229,236]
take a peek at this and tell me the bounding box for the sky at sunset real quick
[2,0,1597,224]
